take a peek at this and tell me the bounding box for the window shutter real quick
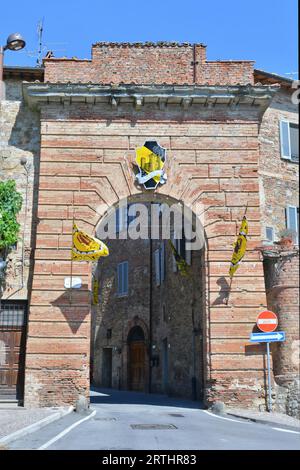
[160,243,165,283]
[117,263,121,294]
[280,120,291,159]
[171,233,177,272]
[155,249,161,286]
[116,208,120,233]
[123,261,128,294]
[286,206,298,243]
[266,227,274,242]
[185,242,192,265]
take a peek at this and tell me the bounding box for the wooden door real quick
[129,341,146,391]
[0,302,27,400]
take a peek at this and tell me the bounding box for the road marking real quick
[272,427,300,435]
[202,410,250,424]
[38,409,97,450]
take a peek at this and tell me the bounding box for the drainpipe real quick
[5,159,29,300]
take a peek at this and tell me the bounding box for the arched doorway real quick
[127,326,146,392]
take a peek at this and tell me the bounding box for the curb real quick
[226,412,300,432]
[0,406,74,446]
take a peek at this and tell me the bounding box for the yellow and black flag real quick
[71,224,109,262]
[135,140,167,190]
[168,239,189,277]
[229,216,248,277]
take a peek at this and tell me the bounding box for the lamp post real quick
[0,32,26,100]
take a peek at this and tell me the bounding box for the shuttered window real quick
[117,261,128,295]
[280,120,299,162]
[286,206,299,244]
[266,227,274,242]
[154,243,165,287]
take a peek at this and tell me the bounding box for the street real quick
[7,388,300,450]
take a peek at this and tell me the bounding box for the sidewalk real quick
[226,407,300,430]
[0,404,73,447]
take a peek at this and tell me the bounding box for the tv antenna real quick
[23,18,68,65]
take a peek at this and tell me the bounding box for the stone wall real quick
[258,87,299,242]
[44,42,254,86]
[92,203,204,400]
[0,78,40,300]
[263,247,299,418]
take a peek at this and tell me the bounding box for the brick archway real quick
[23,80,276,408]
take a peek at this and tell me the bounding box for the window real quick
[280,121,299,162]
[154,243,165,287]
[266,227,274,243]
[286,206,299,244]
[117,261,128,295]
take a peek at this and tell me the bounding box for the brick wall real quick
[44,42,254,85]
[24,103,268,408]
[263,248,299,418]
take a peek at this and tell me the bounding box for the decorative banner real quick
[229,216,248,277]
[168,239,189,276]
[71,223,109,261]
[92,278,99,305]
[135,140,167,190]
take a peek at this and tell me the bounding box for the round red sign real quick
[256,310,278,333]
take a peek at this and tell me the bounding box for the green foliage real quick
[0,180,23,251]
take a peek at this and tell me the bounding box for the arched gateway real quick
[22,42,277,408]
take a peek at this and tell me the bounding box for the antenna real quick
[22,18,68,65]
[37,17,44,66]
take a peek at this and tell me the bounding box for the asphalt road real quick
[8,388,300,450]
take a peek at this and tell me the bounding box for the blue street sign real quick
[250,331,285,343]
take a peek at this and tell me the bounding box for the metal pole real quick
[266,342,272,412]
[0,46,4,101]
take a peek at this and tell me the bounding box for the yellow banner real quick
[92,278,99,305]
[229,216,248,278]
[71,224,109,262]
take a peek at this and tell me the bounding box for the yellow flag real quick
[229,216,248,278]
[168,239,189,277]
[92,278,99,305]
[71,224,109,261]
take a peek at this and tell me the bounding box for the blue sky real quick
[1,0,298,78]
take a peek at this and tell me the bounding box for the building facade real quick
[0,67,43,401]
[0,43,298,415]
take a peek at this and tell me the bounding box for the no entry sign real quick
[256,310,278,333]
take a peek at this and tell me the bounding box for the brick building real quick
[0,42,298,415]
[0,66,43,401]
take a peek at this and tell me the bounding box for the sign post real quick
[250,310,285,413]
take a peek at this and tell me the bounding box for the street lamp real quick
[0,32,26,99]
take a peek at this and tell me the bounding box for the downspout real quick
[5,159,29,299]
[148,202,153,393]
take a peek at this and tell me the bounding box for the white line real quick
[272,427,300,435]
[38,409,97,450]
[202,410,250,424]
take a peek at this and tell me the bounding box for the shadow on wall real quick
[51,287,91,334]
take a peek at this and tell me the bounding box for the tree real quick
[0,180,23,252]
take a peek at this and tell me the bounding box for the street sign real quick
[256,310,278,332]
[250,331,285,343]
